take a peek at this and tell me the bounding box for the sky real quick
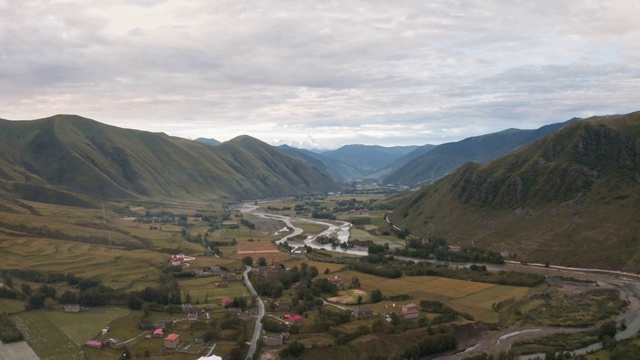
[1,0,639,149]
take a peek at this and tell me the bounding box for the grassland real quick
[179,276,249,304]
[10,308,132,360]
[332,269,531,322]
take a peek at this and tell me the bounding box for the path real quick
[244,265,265,359]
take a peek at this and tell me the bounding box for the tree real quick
[371,289,383,303]
[258,257,267,267]
[242,256,253,266]
[324,267,330,274]
[20,283,32,296]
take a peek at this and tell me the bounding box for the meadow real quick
[11,308,130,360]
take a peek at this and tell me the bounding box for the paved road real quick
[243,265,265,360]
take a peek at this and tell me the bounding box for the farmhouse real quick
[289,314,304,325]
[222,273,239,281]
[215,281,228,288]
[501,250,510,258]
[164,333,180,348]
[264,334,283,346]
[221,297,233,307]
[278,299,291,311]
[352,307,374,319]
[401,304,419,320]
[64,304,80,313]
[85,340,103,349]
[329,276,343,288]
[153,328,164,337]
[448,245,462,252]
[258,266,282,278]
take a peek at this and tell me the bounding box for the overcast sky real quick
[1,0,639,149]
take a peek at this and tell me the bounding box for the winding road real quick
[243,265,265,359]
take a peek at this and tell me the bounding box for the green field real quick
[0,298,25,314]
[179,276,249,304]
[11,308,131,360]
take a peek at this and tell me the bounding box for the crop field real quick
[11,311,83,360]
[235,239,290,263]
[42,308,130,345]
[10,308,131,360]
[0,237,166,290]
[179,276,249,304]
[0,298,25,314]
[335,270,531,322]
[284,259,345,273]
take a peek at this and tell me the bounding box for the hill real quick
[321,144,419,177]
[194,137,221,146]
[276,145,345,181]
[0,115,340,208]
[389,111,640,272]
[383,119,577,186]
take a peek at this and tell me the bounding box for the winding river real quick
[234,202,640,359]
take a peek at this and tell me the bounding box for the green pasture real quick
[179,276,248,304]
[0,298,25,314]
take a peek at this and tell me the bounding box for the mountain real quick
[195,137,221,146]
[321,145,420,177]
[276,145,345,182]
[0,115,340,208]
[389,111,640,271]
[383,119,577,186]
[368,144,437,179]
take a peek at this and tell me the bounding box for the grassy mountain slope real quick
[390,111,640,271]
[0,115,339,207]
[194,137,221,146]
[277,145,345,182]
[383,119,577,186]
[369,144,436,179]
[321,144,420,176]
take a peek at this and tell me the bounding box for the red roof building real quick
[153,328,164,337]
[221,297,233,307]
[164,333,180,348]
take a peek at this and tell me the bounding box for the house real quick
[352,308,374,320]
[215,281,228,288]
[152,328,164,337]
[187,312,198,321]
[329,276,343,288]
[401,304,419,320]
[105,338,125,349]
[210,265,223,273]
[182,303,194,313]
[264,334,283,346]
[227,308,254,321]
[278,299,291,311]
[85,340,103,349]
[222,273,238,281]
[448,245,462,252]
[164,333,180,348]
[64,304,80,313]
[258,266,282,278]
[221,297,233,307]
[501,250,510,258]
[290,314,304,325]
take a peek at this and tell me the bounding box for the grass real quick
[12,310,83,360]
[179,276,249,304]
[42,308,130,345]
[0,298,25,314]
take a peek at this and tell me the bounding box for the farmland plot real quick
[11,312,82,360]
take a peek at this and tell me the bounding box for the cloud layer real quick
[2,0,639,148]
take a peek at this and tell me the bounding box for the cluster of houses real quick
[169,253,196,267]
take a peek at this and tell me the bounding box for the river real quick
[235,202,640,359]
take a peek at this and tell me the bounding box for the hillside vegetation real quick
[390,111,640,271]
[383,118,576,186]
[0,115,339,209]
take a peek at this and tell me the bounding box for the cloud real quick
[1,0,639,148]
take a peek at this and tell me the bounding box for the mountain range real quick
[389,111,640,271]
[0,115,339,211]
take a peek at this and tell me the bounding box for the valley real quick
[1,112,640,360]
